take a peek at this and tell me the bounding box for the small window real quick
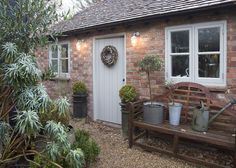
[166,21,226,86]
[49,43,70,77]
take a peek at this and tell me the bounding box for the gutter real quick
[58,1,236,36]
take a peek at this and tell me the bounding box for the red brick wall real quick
[36,7,236,119]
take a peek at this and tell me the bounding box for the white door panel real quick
[94,36,125,124]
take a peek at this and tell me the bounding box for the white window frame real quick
[165,21,227,87]
[49,41,71,78]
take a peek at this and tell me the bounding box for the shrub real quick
[72,81,87,95]
[39,98,70,127]
[72,129,100,165]
[119,85,138,103]
[39,110,70,127]
[30,155,57,168]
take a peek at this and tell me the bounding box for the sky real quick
[60,0,87,13]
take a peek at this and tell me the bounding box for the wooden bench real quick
[128,82,236,168]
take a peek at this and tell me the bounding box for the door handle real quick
[123,78,125,82]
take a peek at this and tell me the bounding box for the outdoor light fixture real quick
[76,40,82,51]
[131,32,140,47]
[76,40,87,51]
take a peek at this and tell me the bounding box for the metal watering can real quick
[192,98,236,132]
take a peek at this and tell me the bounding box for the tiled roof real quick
[52,0,236,33]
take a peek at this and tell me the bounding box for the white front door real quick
[94,36,125,124]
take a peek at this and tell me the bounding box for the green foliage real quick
[72,129,100,165]
[41,66,56,81]
[119,85,138,103]
[0,122,11,145]
[46,142,60,162]
[44,121,68,144]
[54,97,70,117]
[39,98,70,126]
[31,148,85,168]
[0,0,83,167]
[0,0,60,53]
[4,49,42,88]
[30,155,57,168]
[39,110,70,127]
[14,110,42,137]
[65,149,84,168]
[72,81,87,95]
[138,55,163,100]
[138,55,163,73]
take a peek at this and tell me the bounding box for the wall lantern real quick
[76,40,87,51]
[131,32,140,47]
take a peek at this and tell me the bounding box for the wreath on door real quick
[101,45,118,67]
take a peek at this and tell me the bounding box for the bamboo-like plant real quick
[0,0,84,167]
[138,55,163,101]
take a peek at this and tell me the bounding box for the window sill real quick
[49,76,71,81]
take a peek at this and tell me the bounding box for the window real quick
[165,21,226,86]
[49,43,70,77]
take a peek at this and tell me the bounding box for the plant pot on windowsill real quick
[168,102,182,126]
[119,85,138,138]
[72,81,88,118]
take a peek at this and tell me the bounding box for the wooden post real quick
[128,102,134,148]
[173,134,179,155]
[234,129,236,168]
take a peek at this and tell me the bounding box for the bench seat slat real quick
[133,121,235,150]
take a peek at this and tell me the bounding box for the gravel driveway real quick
[71,119,197,168]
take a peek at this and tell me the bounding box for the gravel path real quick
[71,119,197,168]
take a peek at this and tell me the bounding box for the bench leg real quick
[234,152,236,168]
[234,129,236,168]
[145,129,149,139]
[172,135,179,155]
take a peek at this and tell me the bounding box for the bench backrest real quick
[172,82,236,134]
[172,82,211,123]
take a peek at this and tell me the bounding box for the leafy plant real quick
[65,149,84,168]
[72,81,87,95]
[119,85,138,103]
[138,55,163,101]
[165,80,175,104]
[0,0,84,167]
[14,110,42,137]
[72,129,100,165]
[39,97,70,126]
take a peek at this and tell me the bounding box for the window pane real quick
[171,55,189,77]
[171,30,189,53]
[51,45,58,58]
[198,54,220,78]
[61,44,68,58]
[51,60,58,73]
[198,27,220,52]
[61,59,68,73]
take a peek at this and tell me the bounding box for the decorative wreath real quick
[100,45,118,67]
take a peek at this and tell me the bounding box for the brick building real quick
[36,0,236,124]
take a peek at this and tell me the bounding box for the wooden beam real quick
[172,135,179,154]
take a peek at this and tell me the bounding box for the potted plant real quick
[72,81,88,118]
[119,85,138,137]
[138,55,164,124]
[165,80,182,126]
